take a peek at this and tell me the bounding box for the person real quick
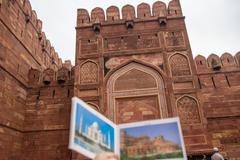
[211,147,224,160]
[93,152,119,160]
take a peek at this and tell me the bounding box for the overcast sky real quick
[30,0,240,64]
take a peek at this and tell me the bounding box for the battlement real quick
[194,52,240,73]
[76,0,182,26]
[0,0,63,70]
[28,60,74,87]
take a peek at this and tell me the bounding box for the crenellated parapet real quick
[76,0,182,27]
[195,52,240,89]
[0,0,63,70]
[28,61,74,87]
[195,52,240,73]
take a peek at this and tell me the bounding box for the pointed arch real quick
[106,61,167,123]
[176,95,201,125]
[80,60,98,84]
[169,53,191,76]
[87,102,100,112]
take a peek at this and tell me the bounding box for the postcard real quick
[69,97,118,159]
[118,118,187,160]
[69,97,187,160]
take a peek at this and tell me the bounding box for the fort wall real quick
[74,0,240,158]
[23,66,74,159]
[0,0,239,159]
[194,52,240,159]
[0,0,65,159]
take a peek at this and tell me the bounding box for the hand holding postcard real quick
[69,97,187,160]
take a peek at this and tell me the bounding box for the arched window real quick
[80,61,98,84]
[177,96,201,124]
[170,53,191,76]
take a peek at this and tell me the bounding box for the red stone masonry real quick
[0,0,240,159]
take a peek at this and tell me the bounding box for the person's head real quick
[213,147,219,153]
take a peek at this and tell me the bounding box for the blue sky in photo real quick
[121,122,182,146]
[75,103,115,150]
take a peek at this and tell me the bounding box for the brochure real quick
[69,97,187,160]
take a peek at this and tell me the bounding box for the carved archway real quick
[169,53,191,77]
[80,60,98,84]
[176,95,201,125]
[107,62,167,124]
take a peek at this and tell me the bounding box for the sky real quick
[76,103,115,150]
[122,122,181,146]
[30,0,240,64]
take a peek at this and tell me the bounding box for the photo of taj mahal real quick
[73,103,115,154]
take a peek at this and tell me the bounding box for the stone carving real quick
[137,34,160,49]
[170,53,191,76]
[114,69,157,91]
[42,68,55,85]
[104,34,160,52]
[80,61,98,84]
[164,31,184,47]
[104,36,128,51]
[57,67,70,84]
[105,54,163,70]
[116,96,159,123]
[28,68,41,85]
[177,96,201,124]
[107,62,167,121]
[87,102,100,111]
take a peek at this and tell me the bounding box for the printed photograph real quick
[119,121,185,160]
[73,102,115,155]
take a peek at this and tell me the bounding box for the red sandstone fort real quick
[0,0,240,159]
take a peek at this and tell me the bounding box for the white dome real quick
[92,122,98,129]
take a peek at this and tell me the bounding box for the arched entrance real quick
[107,62,167,123]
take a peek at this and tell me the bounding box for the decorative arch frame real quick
[175,95,202,125]
[79,59,99,84]
[87,102,100,112]
[42,68,55,81]
[168,52,192,77]
[106,60,168,123]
